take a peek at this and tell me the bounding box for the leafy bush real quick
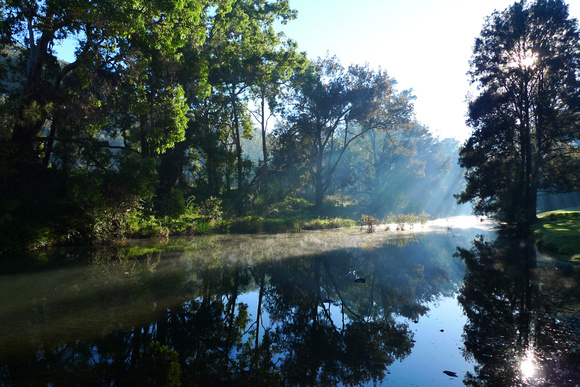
[127,213,163,238]
[360,214,380,233]
[229,216,264,234]
[199,196,223,221]
[62,153,159,244]
[267,196,312,217]
[154,188,186,218]
[263,218,303,233]
[303,217,356,230]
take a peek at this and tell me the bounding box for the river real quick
[0,216,579,386]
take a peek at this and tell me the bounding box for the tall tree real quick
[152,0,303,202]
[1,0,205,163]
[458,0,580,228]
[0,0,212,246]
[248,41,307,167]
[277,57,405,209]
[203,0,298,191]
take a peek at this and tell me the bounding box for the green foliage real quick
[229,216,265,234]
[316,195,360,218]
[140,341,182,386]
[199,196,223,221]
[0,166,75,250]
[334,121,465,218]
[1,0,207,160]
[262,217,304,233]
[66,172,133,244]
[0,0,473,249]
[302,217,356,230]
[265,196,312,217]
[276,57,408,209]
[52,153,157,244]
[148,86,189,155]
[126,213,162,238]
[154,189,187,218]
[187,214,356,235]
[116,153,159,201]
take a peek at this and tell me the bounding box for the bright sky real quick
[280,0,580,142]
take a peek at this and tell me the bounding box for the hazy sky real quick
[280,0,580,142]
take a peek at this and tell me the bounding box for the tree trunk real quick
[313,149,325,209]
[157,144,187,196]
[140,114,151,158]
[260,91,268,166]
[314,169,325,209]
[11,22,54,159]
[252,270,266,368]
[232,98,243,191]
[526,89,538,227]
[315,186,324,209]
[521,76,536,228]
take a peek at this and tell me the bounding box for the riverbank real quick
[130,215,358,238]
[532,209,580,261]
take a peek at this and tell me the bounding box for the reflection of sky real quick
[197,217,497,385]
[238,291,271,332]
[3,218,579,385]
[238,294,475,386]
[386,296,473,386]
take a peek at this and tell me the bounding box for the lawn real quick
[532,209,580,261]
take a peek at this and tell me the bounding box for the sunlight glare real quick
[520,53,537,68]
[520,352,537,379]
[508,50,538,69]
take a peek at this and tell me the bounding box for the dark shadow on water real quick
[456,233,580,386]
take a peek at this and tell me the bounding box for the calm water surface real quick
[1,217,579,386]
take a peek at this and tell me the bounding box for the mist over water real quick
[1,217,578,385]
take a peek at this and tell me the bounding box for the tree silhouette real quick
[458,0,580,228]
[457,235,580,385]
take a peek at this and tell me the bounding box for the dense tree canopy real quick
[0,0,466,249]
[458,0,580,228]
[274,57,413,209]
[2,0,206,160]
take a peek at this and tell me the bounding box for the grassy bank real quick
[125,196,360,238]
[532,209,580,261]
[129,215,358,238]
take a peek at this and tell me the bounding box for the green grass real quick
[127,213,358,238]
[214,216,357,234]
[532,209,580,261]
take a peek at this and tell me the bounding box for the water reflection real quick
[519,349,537,379]
[0,226,473,386]
[456,234,580,386]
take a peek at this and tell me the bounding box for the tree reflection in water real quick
[0,230,465,386]
[456,235,580,386]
